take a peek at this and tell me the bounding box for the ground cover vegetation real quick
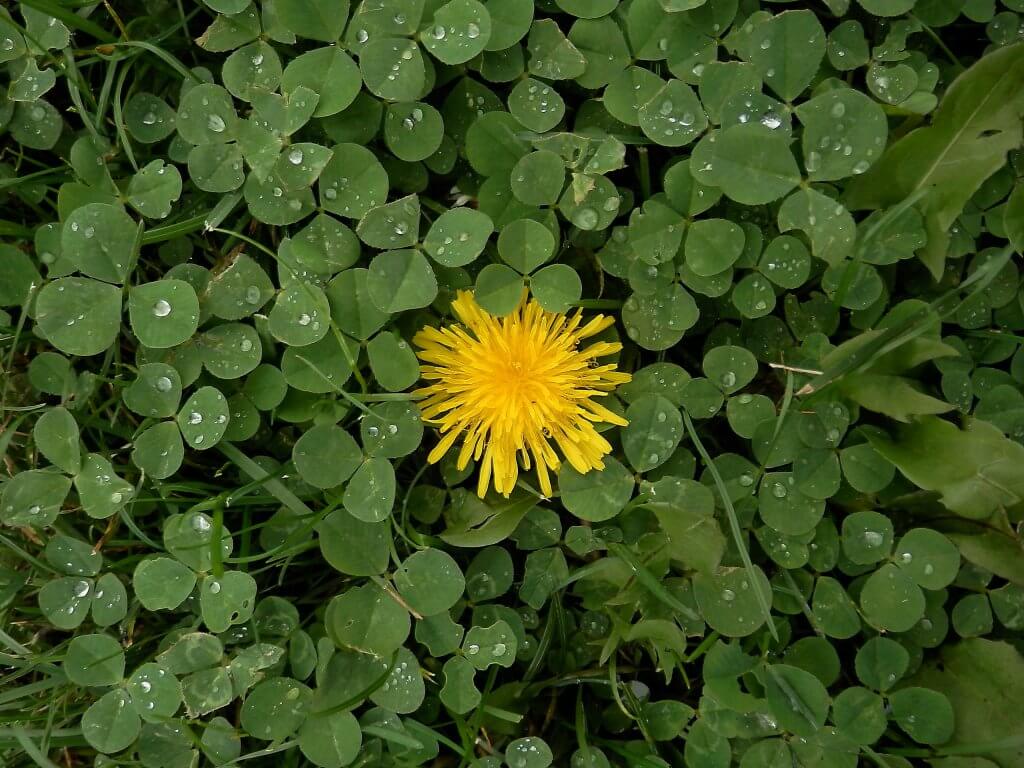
[2,0,1024,766]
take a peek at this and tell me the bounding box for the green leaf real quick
[531,264,581,313]
[395,548,466,615]
[860,563,925,632]
[177,83,238,145]
[128,160,183,219]
[124,92,176,143]
[200,570,257,632]
[832,687,886,745]
[475,264,525,316]
[358,194,420,249]
[327,582,409,655]
[510,151,566,207]
[778,188,856,266]
[75,453,133,519]
[268,283,331,347]
[82,690,140,754]
[0,243,41,307]
[498,218,555,274]
[385,102,444,161]
[65,633,125,687]
[638,79,707,147]
[131,422,185,480]
[692,125,800,205]
[622,394,683,472]
[845,43,1024,277]
[796,88,887,182]
[764,663,830,737]
[743,10,826,102]
[558,457,634,522]
[188,143,245,193]
[912,639,1024,762]
[62,203,138,284]
[622,284,699,351]
[282,47,359,117]
[35,278,123,357]
[892,528,960,590]
[278,0,350,40]
[318,510,390,575]
[299,710,362,768]
[868,416,1024,520]
[505,737,553,768]
[134,557,197,611]
[343,457,396,522]
[128,279,200,348]
[888,688,955,745]
[205,252,274,320]
[693,566,772,637]
[1,469,71,527]
[320,143,389,219]
[685,218,744,277]
[650,499,726,573]
[440,656,481,714]
[508,78,565,132]
[127,663,182,721]
[293,424,362,489]
[527,19,586,80]
[240,678,312,740]
[421,0,492,64]
[366,249,438,312]
[33,406,80,474]
[176,386,230,450]
[463,620,518,669]
[360,38,425,101]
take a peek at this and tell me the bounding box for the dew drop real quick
[152,299,172,317]
[573,207,598,230]
[862,530,884,547]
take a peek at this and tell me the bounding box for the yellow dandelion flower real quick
[413,289,632,499]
